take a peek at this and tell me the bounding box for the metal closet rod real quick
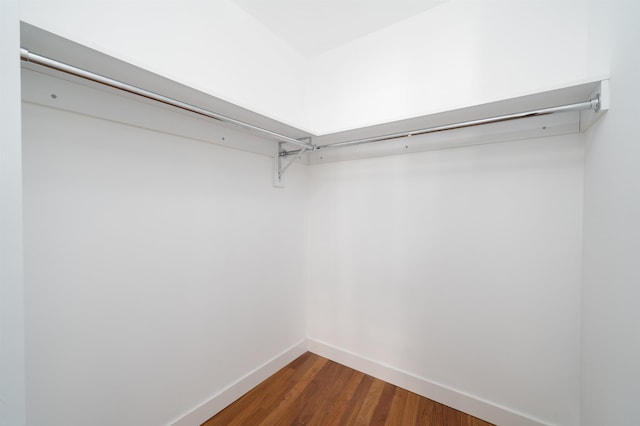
[281,96,601,157]
[20,48,315,151]
[21,49,600,156]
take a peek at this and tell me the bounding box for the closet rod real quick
[20,48,316,150]
[281,96,600,157]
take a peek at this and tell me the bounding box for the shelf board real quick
[308,79,608,164]
[21,22,608,167]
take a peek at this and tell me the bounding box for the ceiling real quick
[232,0,447,58]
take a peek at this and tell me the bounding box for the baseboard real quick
[169,339,308,426]
[306,338,548,426]
[169,337,550,426]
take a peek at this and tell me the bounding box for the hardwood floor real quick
[202,352,494,426]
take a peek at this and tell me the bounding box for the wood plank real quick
[384,387,409,426]
[300,360,359,426]
[369,381,396,425]
[321,369,365,426]
[241,352,321,425]
[336,374,375,425]
[400,389,423,426]
[353,378,386,425]
[256,355,327,425]
[292,360,352,425]
[202,352,495,426]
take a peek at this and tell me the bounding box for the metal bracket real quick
[580,79,609,132]
[273,138,311,187]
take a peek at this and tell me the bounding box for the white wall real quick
[18,2,640,425]
[306,0,592,134]
[20,0,595,135]
[581,1,640,424]
[306,135,585,425]
[20,0,310,131]
[0,0,25,425]
[21,97,307,425]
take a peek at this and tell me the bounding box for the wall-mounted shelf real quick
[21,22,608,187]
[303,79,608,165]
[20,22,314,156]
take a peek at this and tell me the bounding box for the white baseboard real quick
[306,338,548,426]
[170,338,549,426]
[169,339,308,426]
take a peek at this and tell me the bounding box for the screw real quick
[542,126,547,130]
[51,94,57,99]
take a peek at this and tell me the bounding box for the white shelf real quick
[21,22,608,168]
[307,79,608,164]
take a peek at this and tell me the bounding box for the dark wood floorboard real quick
[202,352,494,426]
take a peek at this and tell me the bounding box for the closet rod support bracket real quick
[274,139,311,187]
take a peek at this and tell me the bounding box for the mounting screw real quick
[51,94,57,99]
[542,126,547,130]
